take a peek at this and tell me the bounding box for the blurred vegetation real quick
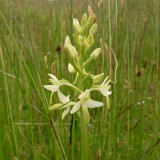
[0,0,159,159]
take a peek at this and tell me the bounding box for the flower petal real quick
[58,90,70,104]
[86,99,104,108]
[48,74,58,81]
[62,107,71,119]
[49,103,62,110]
[44,85,59,92]
[70,101,81,114]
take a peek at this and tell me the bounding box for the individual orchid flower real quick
[49,91,75,119]
[90,76,112,109]
[44,74,82,119]
[70,90,104,124]
[44,74,66,92]
[44,74,82,96]
[90,76,112,96]
[97,76,112,96]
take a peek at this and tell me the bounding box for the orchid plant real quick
[44,13,112,124]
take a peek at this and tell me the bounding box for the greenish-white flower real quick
[49,91,75,119]
[90,76,112,96]
[98,77,112,96]
[90,76,112,109]
[44,74,82,94]
[44,74,76,119]
[44,74,72,101]
[44,74,69,93]
[70,90,104,123]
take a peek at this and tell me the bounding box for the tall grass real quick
[0,0,159,159]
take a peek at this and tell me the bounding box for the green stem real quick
[71,114,76,160]
[72,59,86,76]
[49,116,68,160]
[80,111,88,160]
[75,75,88,160]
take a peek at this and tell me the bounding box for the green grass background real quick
[0,0,159,159]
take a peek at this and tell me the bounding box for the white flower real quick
[98,77,112,96]
[44,73,71,93]
[90,76,112,109]
[90,76,112,96]
[44,74,82,93]
[70,90,103,123]
[49,91,75,119]
[44,74,80,119]
[44,73,72,106]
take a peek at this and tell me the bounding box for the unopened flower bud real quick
[90,48,101,60]
[64,36,71,50]
[81,13,88,27]
[68,63,76,74]
[89,23,97,35]
[82,16,93,34]
[87,34,94,46]
[92,73,104,84]
[49,103,62,110]
[84,34,94,49]
[84,39,90,49]
[67,44,78,58]
[73,18,82,34]
[87,16,93,26]
[75,35,83,46]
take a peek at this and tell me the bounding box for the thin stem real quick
[83,57,93,68]
[80,111,88,160]
[75,75,88,160]
[49,117,68,160]
[72,59,86,76]
[0,46,18,157]
[71,115,76,160]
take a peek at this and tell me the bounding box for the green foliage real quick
[0,0,159,160]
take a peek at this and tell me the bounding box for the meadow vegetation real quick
[0,0,159,159]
